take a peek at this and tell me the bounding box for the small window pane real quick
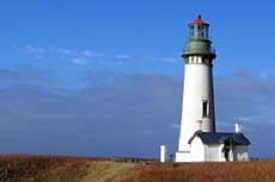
[202,101,208,118]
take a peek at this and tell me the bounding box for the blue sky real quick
[0,0,275,158]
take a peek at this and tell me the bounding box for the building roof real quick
[190,14,209,26]
[188,132,251,145]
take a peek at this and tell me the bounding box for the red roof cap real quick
[190,14,209,26]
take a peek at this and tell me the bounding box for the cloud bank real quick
[0,65,274,158]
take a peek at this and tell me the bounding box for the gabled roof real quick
[188,132,251,145]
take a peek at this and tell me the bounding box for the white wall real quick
[181,135,250,162]
[234,145,249,161]
[178,61,216,156]
[175,151,191,162]
[190,136,205,162]
[204,144,222,162]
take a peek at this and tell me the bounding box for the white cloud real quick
[82,50,105,57]
[72,57,87,65]
[24,45,46,54]
[21,45,179,66]
[25,47,82,63]
[58,48,76,56]
[82,50,93,57]
[161,57,178,63]
[115,54,131,59]
[58,48,105,65]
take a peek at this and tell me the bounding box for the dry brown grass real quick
[0,154,112,182]
[122,160,275,182]
[1,155,275,182]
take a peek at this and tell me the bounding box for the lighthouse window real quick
[190,26,194,39]
[202,101,209,118]
[201,32,204,39]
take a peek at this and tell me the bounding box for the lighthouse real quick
[174,15,250,162]
[175,15,217,162]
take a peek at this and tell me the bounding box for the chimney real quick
[197,120,203,131]
[235,122,242,133]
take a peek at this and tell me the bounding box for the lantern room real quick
[189,14,209,40]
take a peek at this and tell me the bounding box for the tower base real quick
[175,151,191,162]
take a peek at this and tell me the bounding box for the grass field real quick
[0,155,275,182]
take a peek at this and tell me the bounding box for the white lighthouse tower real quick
[171,15,251,163]
[175,15,217,162]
